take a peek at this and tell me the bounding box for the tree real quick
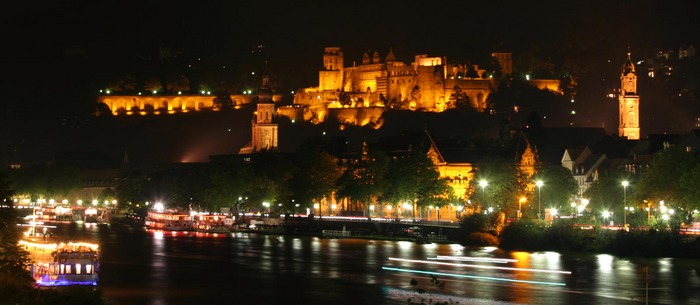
[382,149,455,218]
[290,141,343,212]
[679,162,700,221]
[236,152,294,214]
[449,86,470,109]
[336,146,389,217]
[149,166,209,211]
[636,146,696,209]
[466,64,480,78]
[9,164,81,199]
[583,168,631,221]
[115,170,149,209]
[0,170,33,302]
[471,157,527,217]
[213,93,234,110]
[534,163,578,214]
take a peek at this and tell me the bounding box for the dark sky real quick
[0,0,698,165]
[3,0,697,91]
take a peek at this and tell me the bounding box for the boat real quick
[84,207,111,225]
[192,213,233,233]
[18,224,100,287]
[144,210,193,231]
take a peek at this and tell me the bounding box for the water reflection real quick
[50,223,700,305]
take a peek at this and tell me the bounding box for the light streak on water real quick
[389,257,572,274]
[382,266,567,286]
[429,255,518,264]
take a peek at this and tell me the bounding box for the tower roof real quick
[385,48,397,62]
[621,50,636,75]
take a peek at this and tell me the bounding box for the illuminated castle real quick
[278,47,501,128]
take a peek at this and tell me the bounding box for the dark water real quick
[53,222,700,305]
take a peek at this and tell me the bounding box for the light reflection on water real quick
[54,223,700,305]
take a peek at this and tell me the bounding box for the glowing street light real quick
[536,180,544,220]
[622,181,629,228]
[479,180,488,207]
[602,210,611,225]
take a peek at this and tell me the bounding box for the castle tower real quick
[490,52,512,76]
[619,50,640,140]
[319,47,344,91]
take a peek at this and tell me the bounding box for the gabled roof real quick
[529,127,610,165]
[562,148,583,163]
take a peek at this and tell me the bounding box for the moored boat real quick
[192,213,234,233]
[19,225,99,287]
[144,210,194,231]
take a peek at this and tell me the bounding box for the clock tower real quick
[619,50,640,140]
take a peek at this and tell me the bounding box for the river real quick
[52,222,700,305]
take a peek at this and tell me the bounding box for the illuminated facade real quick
[285,47,497,128]
[239,72,278,154]
[99,94,262,115]
[619,50,640,140]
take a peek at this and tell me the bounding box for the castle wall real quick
[319,70,343,91]
[99,95,255,115]
[415,66,444,110]
[387,75,415,103]
[444,78,493,111]
[346,64,385,93]
[293,89,339,106]
[528,79,562,93]
[329,107,385,129]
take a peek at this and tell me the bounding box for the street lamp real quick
[536,180,543,220]
[479,180,488,207]
[602,210,611,225]
[622,181,629,228]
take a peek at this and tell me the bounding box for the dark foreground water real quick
[53,222,700,305]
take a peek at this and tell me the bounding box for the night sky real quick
[1,0,698,165]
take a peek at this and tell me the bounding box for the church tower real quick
[239,68,278,154]
[619,50,640,140]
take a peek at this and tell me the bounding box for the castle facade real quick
[282,47,501,128]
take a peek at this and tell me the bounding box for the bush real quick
[499,219,548,251]
[464,232,499,246]
[460,213,491,233]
